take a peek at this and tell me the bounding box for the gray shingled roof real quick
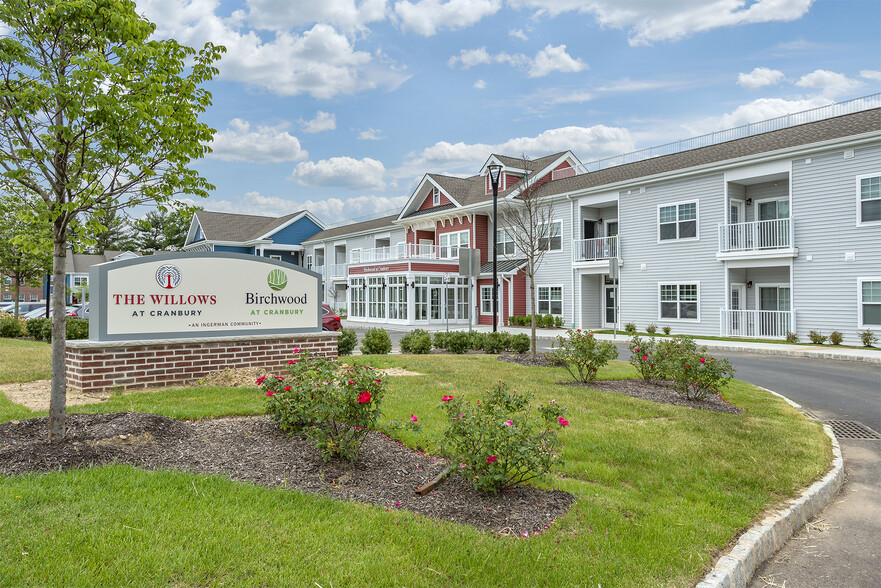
[66,251,139,273]
[493,152,568,174]
[303,214,399,242]
[531,108,881,199]
[195,210,303,242]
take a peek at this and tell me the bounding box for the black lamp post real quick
[487,164,502,332]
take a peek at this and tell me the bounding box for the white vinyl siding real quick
[658,201,698,241]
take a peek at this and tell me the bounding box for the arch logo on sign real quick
[156,265,182,289]
[267,269,288,291]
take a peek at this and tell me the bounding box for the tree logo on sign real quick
[267,269,288,291]
[156,265,182,289]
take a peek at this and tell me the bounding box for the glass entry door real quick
[604,285,617,326]
[430,285,443,322]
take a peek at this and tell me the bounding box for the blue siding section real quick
[262,250,299,265]
[269,216,323,245]
[215,245,254,254]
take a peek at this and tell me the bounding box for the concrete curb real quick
[695,345,881,364]
[695,389,844,588]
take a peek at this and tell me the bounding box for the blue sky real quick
[136,0,881,225]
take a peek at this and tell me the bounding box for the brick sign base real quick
[65,332,339,395]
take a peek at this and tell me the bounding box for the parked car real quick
[322,303,341,331]
[70,302,90,319]
[22,305,76,320]
[1,302,47,315]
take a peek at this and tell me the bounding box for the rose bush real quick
[550,329,618,383]
[656,337,735,401]
[439,382,569,493]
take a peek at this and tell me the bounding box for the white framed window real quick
[349,278,366,318]
[306,255,313,269]
[18,294,24,301]
[350,248,361,264]
[432,187,440,206]
[496,229,515,255]
[658,201,698,241]
[537,285,563,315]
[367,277,386,319]
[269,255,282,261]
[388,276,408,320]
[857,174,880,225]
[438,230,469,258]
[414,276,428,321]
[859,278,881,327]
[73,276,88,288]
[2,294,10,302]
[480,285,494,314]
[659,283,699,321]
[30,294,38,302]
[538,222,562,251]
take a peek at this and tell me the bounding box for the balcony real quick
[314,264,348,280]
[718,218,797,261]
[350,243,458,264]
[719,309,796,339]
[573,236,618,262]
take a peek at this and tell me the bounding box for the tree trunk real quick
[12,278,20,317]
[529,275,537,355]
[48,233,68,439]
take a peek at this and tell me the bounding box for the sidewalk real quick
[341,320,881,363]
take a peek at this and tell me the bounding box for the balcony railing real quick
[350,243,459,264]
[719,309,795,339]
[573,236,618,262]
[314,264,348,278]
[718,218,793,253]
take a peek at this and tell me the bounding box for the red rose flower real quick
[358,391,372,403]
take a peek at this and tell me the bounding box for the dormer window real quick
[433,187,440,206]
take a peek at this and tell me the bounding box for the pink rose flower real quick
[642,355,648,361]
[375,379,382,384]
[505,420,513,426]
[442,395,453,402]
[699,357,706,364]
[293,348,300,354]
[256,376,267,384]
[486,455,498,464]
[284,385,291,391]
[558,417,569,427]
[348,379,355,386]
[358,391,372,403]
[410,414,418,422]
[265,390,275,397]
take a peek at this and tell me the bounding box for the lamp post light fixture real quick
[487,163,502,332]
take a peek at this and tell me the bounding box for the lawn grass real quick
[0,338,51,384]
[0,353,830,587]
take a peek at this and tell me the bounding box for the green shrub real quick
[628,335,664,384]
[645,323,657,334]
[439,382,568,493]
[509,333,531,354]
[39,319,52,342]
[808,330,827,345]
[469,331,488,351]
[624,322,637,334]
[432,331,450,350]
[828,330,843,346]
[66,318,89,340]
[400,329,432,354]
[859,329,877,348]
[482,331,509,354]
[262,351,387,461]
[550,329,618,383]
[657,337,735,401]
[337,328,358,356]
[360,327,392,355]
[543,314,555,328]
[785,331,799,344]
[446,331,471,354]
[0,317,23,338]
[662,325,671,335]
[26,317,49,340]
[554,316,563,328]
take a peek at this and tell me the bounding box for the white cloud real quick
[357,128,385,140]
[528,44,587,78]
[681,96,834,136]
[242,0,388,32]
[509,28,529,41]
[300,111,337,133]
[507,0,814,46]
[393,0,501,36]
[448,45,585,78]
[737,67,785,90]
[396,125,635,178]
[291,157,386,190]
[473,79,487,89]
[796,69,863,98]
[859,70,881,82]
[137,0,409,99]
[209,119,308,163]
[203,191,408,223]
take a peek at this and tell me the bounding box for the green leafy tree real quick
[0,0,224,437]
[0,196,52,317]
[84,200,135,253]
[131,205,199,253]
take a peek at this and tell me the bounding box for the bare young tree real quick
[499,162,557,354]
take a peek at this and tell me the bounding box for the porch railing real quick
[350,243,457,264]
[573,236,618,262]
[718,218,793,253]
[719,309,795,339]
[315,264,348,278]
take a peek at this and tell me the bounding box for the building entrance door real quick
[430,284,444,322]
[604,285,617,327]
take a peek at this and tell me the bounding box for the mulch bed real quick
[0,413,574,536]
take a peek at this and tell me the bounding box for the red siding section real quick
[417,186,452,211]
[474,215,489,264]
[415,230,435,244]
[406,229,415,244]
[513,270,527,316]
[410,262,459,273]
[349,262,409,275]
[435,217,473,239]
